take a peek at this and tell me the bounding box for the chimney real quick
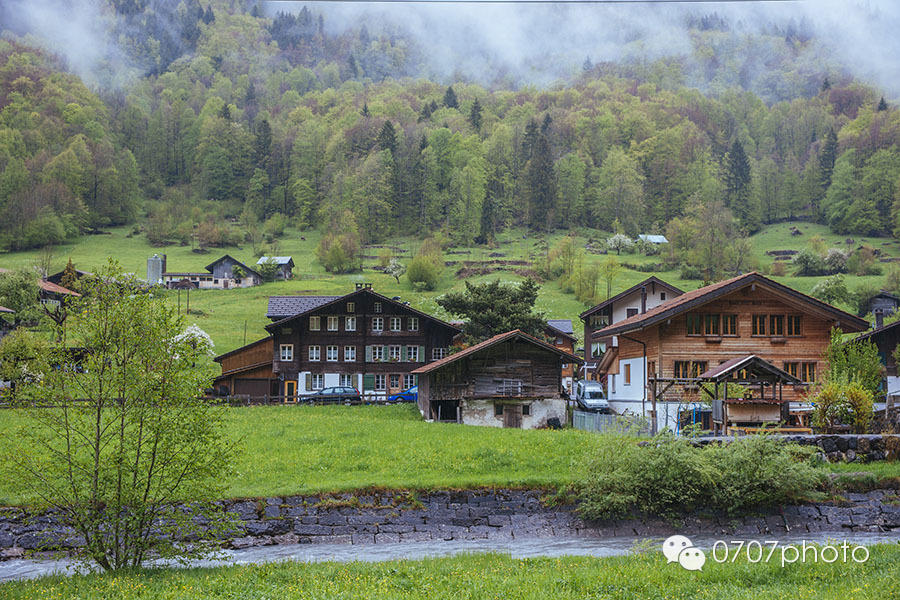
[876,309,884,329]
[355,283,364,290]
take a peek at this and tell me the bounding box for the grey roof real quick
[547,319,575,335]
[266,295,341,320]
[638,234,669,244]
[257,256,294,266]
[205,255,261,278]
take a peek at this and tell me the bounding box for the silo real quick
[147,254,163,285]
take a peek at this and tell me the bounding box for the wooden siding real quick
[611,287,841,402]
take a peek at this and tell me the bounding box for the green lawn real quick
[0,404,601,506]
[2,545,898,599]
[1,222,894,353]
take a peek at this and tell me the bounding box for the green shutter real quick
[365,345,372,362]
[419,345,425,363]
[414,374,418,385]
[401,345,407,362]
[304,373,311,392]
[363,373,375,391]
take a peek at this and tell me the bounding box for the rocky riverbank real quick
[2,487,899,559]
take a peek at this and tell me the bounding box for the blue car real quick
[389,386,417,403]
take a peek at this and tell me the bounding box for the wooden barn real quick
[212,336,277,397]
[412,330,582,429]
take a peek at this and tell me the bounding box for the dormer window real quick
[374,302,382,313]
[347,302,355,313]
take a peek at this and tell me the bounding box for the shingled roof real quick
[412,329,582,375]
[593,272,869,338]
[266,295,341,320]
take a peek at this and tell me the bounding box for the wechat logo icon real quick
[663,535,706,571]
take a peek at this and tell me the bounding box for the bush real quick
[263,214,287,239]
[824,248,848,274]
[810,274,848,305]
[407,254,441,291]
[575,433,822,520]
[679,264,705,280]
[793,248,828,276]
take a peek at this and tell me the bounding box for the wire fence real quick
[572,410,650,435]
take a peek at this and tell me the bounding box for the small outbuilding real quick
[257,256,294,280]
[638,234,669,245]
[412,329,582,429]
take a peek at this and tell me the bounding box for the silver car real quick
[574,380,611,413]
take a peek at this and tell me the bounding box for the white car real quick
[574,380,611,413]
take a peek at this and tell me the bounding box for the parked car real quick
[310,386,362,403]
[573,380,611,413]
[389,386,417,403]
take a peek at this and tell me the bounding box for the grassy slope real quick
[0,404,600,506]
[2,546,898,599]
[2,222,895,353]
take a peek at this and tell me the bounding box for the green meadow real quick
[1,221,895,353]
[2,544,898,599]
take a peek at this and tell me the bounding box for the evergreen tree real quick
[822,77,831,91]
[582,56,593,72]
[218,103,231,121]
[377,121,397,154]
[202,5,214,24]
[526,134,556,231]
[469,98,483,132]
[724,140,756,231]
[878,96,889,111]
[254,118,272,170]
[819,128,838,213]
[443,86,458,109]
[361,103,370,118]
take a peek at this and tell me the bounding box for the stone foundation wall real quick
[2,488,899,558]
[689,434,900,463]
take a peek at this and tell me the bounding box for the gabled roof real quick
[546,319,576,340]
[214,336,273,363]
[698,354,801,384]
[580,276,684,320]
[265,288,462,333]
[638,234,669,244]
[39,279,80,297]
[593,272,869,338]
[411,329,582,375]
[257,256,294,266]
[266,295,342,320]
[205,255,261,278]
[853,318,900,343]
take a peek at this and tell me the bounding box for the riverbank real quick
[3,544,899,599]
[2,487,899,561]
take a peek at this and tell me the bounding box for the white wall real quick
[461,398,566,429]
[610,287,674,323]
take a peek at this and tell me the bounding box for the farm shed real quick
[412,330,582,429]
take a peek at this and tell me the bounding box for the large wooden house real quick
[215,284,461,399]
[413,329,582,428]
[591,272,869,433]
[579,276,683,380]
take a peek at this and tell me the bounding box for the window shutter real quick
[363,373,375,391]
[401,345,407,362]
[419,345,425,363]
[414,374,418,385]
[365,345,372,362]
[304,373,311,392]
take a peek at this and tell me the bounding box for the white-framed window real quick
[308,345,321,361]
[346,316,357,331]
[279,344,294,361]
[311,373,324,390]
[389,345,401,361]
[404,374,416,389]
[390,374,400,389]
[390,317,402,331]
[432,348,446,360]
[407,346,420,362]
[326,345,338,362]
[309,316,320,331]
[374,302,382,313]
[344,346,356,361]
[372,317,384,332]
[340,373,354,387]
[375,374,386,390]
[372,345,384,361]
[408,317,419,331]
[327,316,339,331]
[346,302,355,313]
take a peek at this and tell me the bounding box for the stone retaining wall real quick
[2,488,900,559]
[689,434,900,463]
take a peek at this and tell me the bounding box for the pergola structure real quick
[648,355,803,434]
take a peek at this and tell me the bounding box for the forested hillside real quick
[2,0,900,259]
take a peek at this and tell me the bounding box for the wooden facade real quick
[213,336,277,397]
[264,285,460,397]
[413,330,582,428]
[593,272,870,431]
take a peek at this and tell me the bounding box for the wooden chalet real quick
[256,284,460,399]
[592,272,870,434]
[412,330,582,429]
[579,276,683,379]
[854,320,900,411]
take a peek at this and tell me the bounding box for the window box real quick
[704,336,723,344]
[769,336,787,344]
